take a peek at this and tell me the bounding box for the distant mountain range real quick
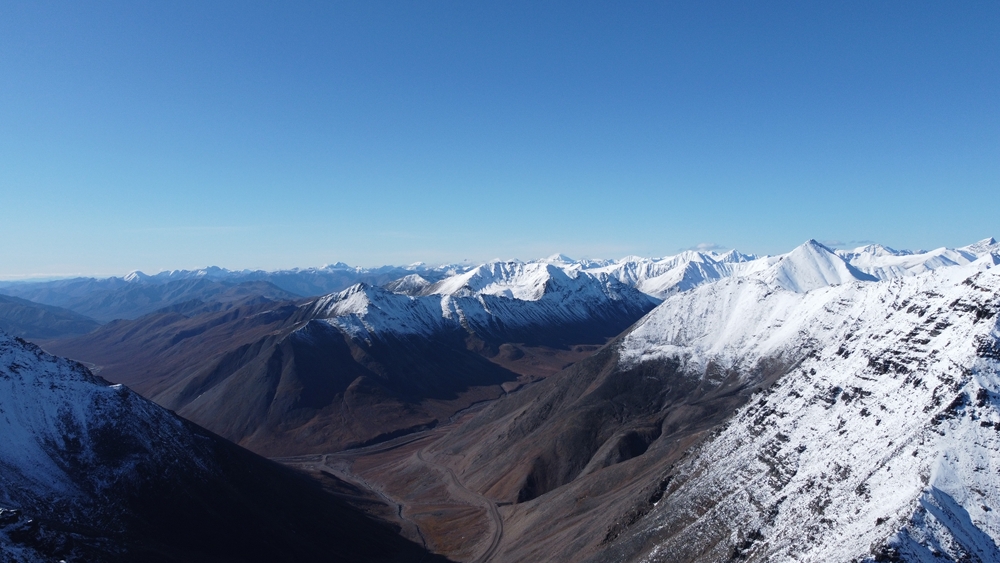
[3,237,995,325]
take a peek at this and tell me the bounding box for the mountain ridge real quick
[0,331,444,563]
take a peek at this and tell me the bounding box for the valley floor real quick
[277,401,501,563]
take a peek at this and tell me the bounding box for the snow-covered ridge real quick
[292,238,997,345]
[616,252,1000,561]
[620,250,998,376]
[756,239,877,293]
[11,236,996,304]
[426,261,580,300]
[837,237,999,280]
[0,332,194,520]
[307,284,453,341]
[120,261,477,286]
[304,271,658,343]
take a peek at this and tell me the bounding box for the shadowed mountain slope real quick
[1,278,299,322]
[0,294,100,339]
[41,272,654,456]
[0,332,446,563]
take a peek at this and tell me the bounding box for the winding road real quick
[275,401,504,562]
[318,454,429,550]
[415,448,504,563]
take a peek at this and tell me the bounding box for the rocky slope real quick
[0,331,443,563]
[597,252,1000,562]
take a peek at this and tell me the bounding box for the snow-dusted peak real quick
[615,259,1000,561]
[842,244,986,280]
[542,253,576,264]
[428,261,575,301]
[297,260,658,344]
[582,250,767,299]
[123,270,149,283]
[383,273,431,296]
[618,255,997,375]
[311,283,381,316]
[961,236,999,256]
[307,284,449,340]
[716,249,759,263]
[655,250,716,268]
[837,243,912,260]
[322,261,353,270]
[0,331,187,503]
[757,239,876,293]
[142,265,236,282]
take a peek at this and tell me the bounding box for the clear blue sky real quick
[2,1,997,277]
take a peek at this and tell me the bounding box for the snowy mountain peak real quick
[300,258,659,344]
[123,270,149,282]
[716,249,759,263]
[838,243,911,259]
[614,257,1000,562]
[0,330,187,508]
[759,239,877,293]
[428,260,571,301]
[543,253,575,264]
[383,273,431,295]
[962,236,999,255]
[319,261,353,271]
[307,283,449,341]
[804,238,831,251]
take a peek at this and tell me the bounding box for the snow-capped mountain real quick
[309,283,454,341]
[0,263,474,322]
[570,250,760,299]
[749,239,877,293]
[0,332,437,562]
[600,253,1000,561]
[34,262,661,457]
[412,237,999,563]
[961,236,1000,256]
[307,261,659,345]
[6,237,995,327]
[119,262,473,296]
[383,273,432,295]
[837,237,1000,280]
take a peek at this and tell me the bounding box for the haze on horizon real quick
[2,1,997,278]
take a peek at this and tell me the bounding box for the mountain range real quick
[2,236,999,562]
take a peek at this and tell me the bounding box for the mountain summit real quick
[758,239,878,292]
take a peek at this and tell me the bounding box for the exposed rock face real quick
[593,262,1000,562]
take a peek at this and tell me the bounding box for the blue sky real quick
[1,1,997,277]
